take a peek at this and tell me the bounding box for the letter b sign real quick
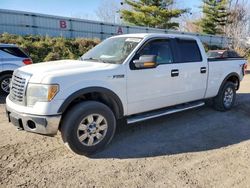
[59,20,67,29]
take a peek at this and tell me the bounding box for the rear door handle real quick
[171,69,179,77]
[200,67,206,74]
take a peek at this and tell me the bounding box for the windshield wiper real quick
[83,57,98,61]
[83,57,108,64]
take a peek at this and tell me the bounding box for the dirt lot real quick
[0,72,250,188]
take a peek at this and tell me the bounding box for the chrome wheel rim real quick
[77,114,108,146]
[1,78,11,93]
[223,87,234,107]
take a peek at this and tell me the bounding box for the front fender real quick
[53,78,127,117]
[57,86,124,118]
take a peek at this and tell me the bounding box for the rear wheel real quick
[60,101,116,156]
[213,82,236,111]
[0,73,12,95]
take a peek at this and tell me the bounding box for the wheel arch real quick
[57,87,124,119]
[217,72,240,95]
[0,70,14,77]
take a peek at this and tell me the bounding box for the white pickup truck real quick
[6,34,247,155]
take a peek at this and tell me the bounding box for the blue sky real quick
[0,0,202,20]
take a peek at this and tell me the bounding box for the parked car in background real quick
[0,44,32,94]
[207,49,241,59]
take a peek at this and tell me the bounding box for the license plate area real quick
[9,113,24,129]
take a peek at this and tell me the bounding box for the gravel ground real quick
[0,72,250,188]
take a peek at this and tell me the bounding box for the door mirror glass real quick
[133,55,157,69]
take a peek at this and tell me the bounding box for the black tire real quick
[0,73,12,95]
[60,101,116,156]
[213,82,236,111]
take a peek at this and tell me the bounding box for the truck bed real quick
[205,57,246,98]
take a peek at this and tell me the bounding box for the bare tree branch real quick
[96,0,121,24]
[224,0,250,54]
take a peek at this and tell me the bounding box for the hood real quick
[18,59,118,83]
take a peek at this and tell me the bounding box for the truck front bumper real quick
[6,105,61,136]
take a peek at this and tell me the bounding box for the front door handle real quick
[171,69,179,77]
[200,67,206,74]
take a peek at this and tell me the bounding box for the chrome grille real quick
[9,71,31,105]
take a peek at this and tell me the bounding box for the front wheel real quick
[60,101,116,156]
[213,82,236,111]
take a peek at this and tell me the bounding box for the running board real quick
[127,101,205,124]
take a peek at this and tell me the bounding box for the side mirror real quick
[133,55,157,69]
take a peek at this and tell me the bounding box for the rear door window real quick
[0,47,28,58]
[176,39,202,62]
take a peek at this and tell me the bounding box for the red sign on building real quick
[59,20,67,29]
[117,26,123,34]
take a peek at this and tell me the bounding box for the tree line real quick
[98,0,248,37]
[103,0,248,56]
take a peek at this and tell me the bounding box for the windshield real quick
[80,37,142,64]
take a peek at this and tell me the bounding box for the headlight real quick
[26,84,59,107]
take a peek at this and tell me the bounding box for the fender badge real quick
[113,75,125,79]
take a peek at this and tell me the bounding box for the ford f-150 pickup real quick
[6,33,248,155]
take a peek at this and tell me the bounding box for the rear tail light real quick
[23,58,33,65]
[243,63,247,75]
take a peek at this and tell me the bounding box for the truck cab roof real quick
[112,33,200,41]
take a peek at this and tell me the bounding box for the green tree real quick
[200,0,230,35]
[120,0,187,29]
